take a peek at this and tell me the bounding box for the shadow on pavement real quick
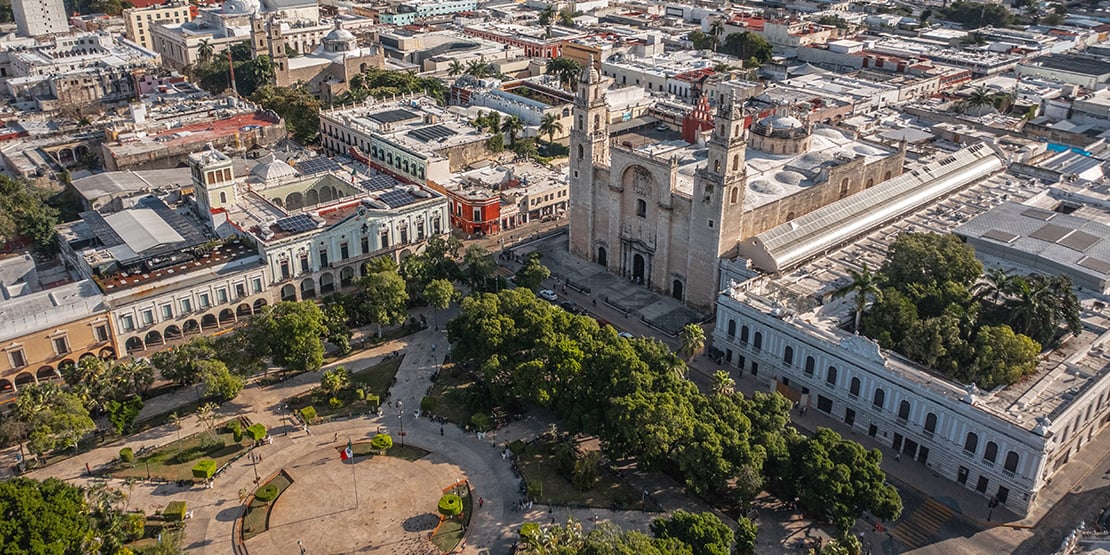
[401,513,440,532]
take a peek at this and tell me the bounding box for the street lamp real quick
[250,451,260,485]
[298,539,306,554]
[397,400,405,447]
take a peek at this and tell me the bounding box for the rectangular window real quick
[8,349,26,368]
[433,219,441,234]
[161,304,173,320]
[235,283,246,298]
[380,232,390,249]
[300,255,310,274]
[180,298,193,313]
[340,242,350,260]
[361,236,370,254]
[400,228,408,244]
[94,325,109,342]
[216,288,228,303]
[473,208,481,222]
[120,314,134,331]
[281,261,291,279]
[199,293,210,308]
[252,278,263,294]
[319,249,329,268]
[141,309,154,325]
[52,336,69,355]
[416,221,425,240]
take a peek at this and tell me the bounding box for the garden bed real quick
[241,470,294,541]
[107,425,252,482]
[430,481,473,552]
[515,438,643,510]
[340,441,429,461]
[285,357,404,421]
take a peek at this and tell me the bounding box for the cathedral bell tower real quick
[568,55,609,262]
[692,90,748,263]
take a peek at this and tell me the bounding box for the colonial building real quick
[123,2,192,52]
[568,65,905,308]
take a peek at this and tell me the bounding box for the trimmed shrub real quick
[365,393,380,408]
[355,388,366,401]
[164,501,187,522]
[119,447,134,463]
[527,481,543,499]
[438,494,462,517]
[191,459,217,481]
[329,397,343,409]
[420,396,437,412]
[371,433,393,454]
[254,484,278,503]
[227,421,243,442]
[246,423,267,441]
[125,512,145,540]
[470,412,491,432]
[300,406,317,423]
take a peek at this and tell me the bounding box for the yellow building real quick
[0,255,114,398]
[124,3,192,52]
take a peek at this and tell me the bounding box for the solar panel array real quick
[408,124,456,143]
[297,157,341,176]
[361,174,400,192]
[378,190,420,209]
[369,109,418,124]
[276,214,318,234]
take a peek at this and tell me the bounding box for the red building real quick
[426,182,501,237]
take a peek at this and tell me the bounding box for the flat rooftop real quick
[104,113,282,157]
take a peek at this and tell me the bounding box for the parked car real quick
[618,332,634,339]
[539,289,558,301]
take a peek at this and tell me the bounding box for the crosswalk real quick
[890,498,955,550]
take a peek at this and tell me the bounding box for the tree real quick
[371,432,393,454]
[515,252,551,291]
[832,262,883,332]
[650,510,734,555]
[538,4,555,26]
[720,32,773,65]
[880,233,983,293]
[200,360,244,401]
[195,402,219,443]
[14,384,95,458]
[198,39,213,65]
[0,175,59,250]
[500,115,524,146]
[462,245,495,291]
[247,55,275,94]
[152,336,216,387]
[448,60,465,77]
[940,1,1014,28]
[321,366,351,395]
[687,30,716,51]
[250,301,328,372]
[678,323,705,362]
[358,266,409,337]
[708,18,725,51]
[733,517,759,554]
[539,112,564,146]
[710,370,735,396]
[106,396,143,435]
[424,278,456,330]
[977,267,1014,303]
[965,325,1040,388]
[0,478,93,553]
[438,493,463,518]
[323,303,352,355]
[558,6,575,26]
[466,57,492,78]
[252,85,322,144]
[1006,274,1081,346]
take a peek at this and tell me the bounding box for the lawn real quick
[424,363,483,426]
[344,442,428,461]
[242,470,293,541]
[430,482,472,552]
[516,439,643,510]
[285,357,404,421]
[108,426,251,482]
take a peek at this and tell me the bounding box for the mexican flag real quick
[341,440,353,461]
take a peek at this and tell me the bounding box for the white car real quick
[539,289,558,301]
[618,332,634,339]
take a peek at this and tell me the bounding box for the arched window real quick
[714,159,721,172]
[740,326,749,344]
[752,332,762,351]
[964,432,979,454]
[898,400,910,421]
[1004,451,1019,473]
[219,191,227,203]
[872,388,885,409]
[849,377,860,396]
[884,170,892,180]
[826,366,837,385]
[924,412,937,435]
[839,178,850,199]
[804,356,815,376]
[732,154,740,171]
[636,199,646,217]
[730,187,738,204]
[984,441,998,464]
[578,144,584,161]
[727,320,736,337]
[783,346,794,366]
[578,115,583,129]
[594,114,600,129]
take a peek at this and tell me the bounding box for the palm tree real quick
[168,411,183,442]
[466,58,491,78]
[967,87,993,109]
[977,267,1014,303]
[500,115,523,146]
[251,55,274,88]
[539,112,563,146]
[448,60,465,77]
[709,17,726,51]
[196,402,219,443]
[678,323,705,362]
[711,370,735,396]
[831,262,883,332]
[197,39,213,65]
[538,4,556,26]
[1007,276,1050,339]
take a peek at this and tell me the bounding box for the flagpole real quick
[349,437,359,509]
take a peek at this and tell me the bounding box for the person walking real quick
[479,497,484,509]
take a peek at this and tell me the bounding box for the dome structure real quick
[325,28,355,42]
[750,110,812,155]
[251,156,298,181]
[759,115,803,130]
[323,21,357,53]
[222,0,259,15]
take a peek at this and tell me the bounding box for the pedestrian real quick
[334,432,339,442]
[592,298,597,307]
[440,426,444,436]
[432,344,437,352]
[479,497,484,508]
[894,452,901,462]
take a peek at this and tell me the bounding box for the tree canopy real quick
[252,85,322,144]
[939,1,1013,28]
[719,32,773,66]
[0,175,59,249]
[0,477,91,554]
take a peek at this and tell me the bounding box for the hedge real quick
[164,501,187,522]
[254,484,278,503]
[227,421,243,442]
[438,494,462,517]
[300,406,317,423]
[246,423,267,441]
[421,396,437,412]
[191,459,217,481]
[119,447,134,463]
[470,412,491,432]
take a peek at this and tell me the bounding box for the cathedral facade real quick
[568,68,905,309]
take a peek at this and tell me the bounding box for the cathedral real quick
[568,65,905,309]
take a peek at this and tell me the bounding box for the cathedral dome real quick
[759,114,803,130]
[324,28,355,42]
[250,156,297,181]
[222,0,259,15]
